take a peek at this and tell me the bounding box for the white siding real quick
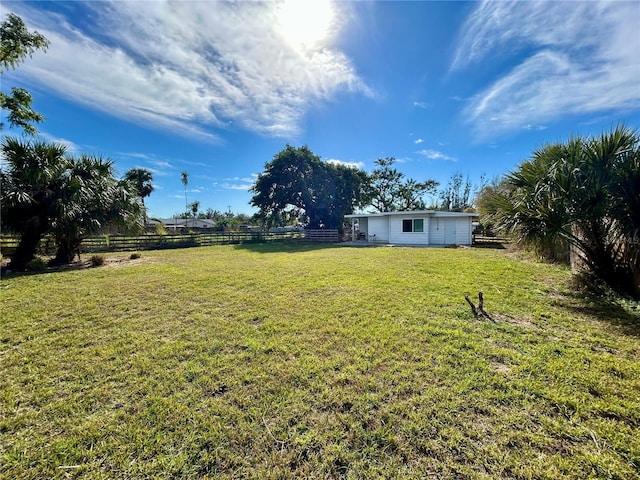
[389,215,429,245]
[368,217,389,242]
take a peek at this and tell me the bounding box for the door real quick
[444,220,456,244]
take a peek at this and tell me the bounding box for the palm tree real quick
[0,137,68,269]
[50,155,141,264]
[481,125,640,297]
[181,170,189,217]
[124,167,154,223]
[190,200,200,218]
[1,137,142,268]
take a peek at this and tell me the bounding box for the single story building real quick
[344,210,476,246]
[148,218,217,231]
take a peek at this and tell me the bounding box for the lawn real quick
[1,244,639,479]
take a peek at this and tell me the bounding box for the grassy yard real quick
[1,244,639,479]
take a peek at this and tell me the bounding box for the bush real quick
[130,252,141,260]
[90,255,105,266]
[25,257,46,271]
[154,222,167,235]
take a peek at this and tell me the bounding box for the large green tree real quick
[369,157,438,212]
[480,125,640,298]
[1,137,142,268]
[1,13,49,135]
[250,145,370,230]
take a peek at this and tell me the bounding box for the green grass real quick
[1,244,639,479]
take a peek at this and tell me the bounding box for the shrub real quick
[154,222,167,235]
[90,255,105,266]
[25,257,46,271]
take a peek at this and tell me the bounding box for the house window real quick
[402,218,424,233]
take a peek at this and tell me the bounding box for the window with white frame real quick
[402,218,424,233]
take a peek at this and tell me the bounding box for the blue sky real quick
[3,0,639,218]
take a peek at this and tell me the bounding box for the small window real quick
[402,218,424,233]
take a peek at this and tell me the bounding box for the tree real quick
[189,200,200,219]
[1,138,67,268]
[50,155,142,264]
[203,208,223,221]
[124,167,154,223]
[481,125,640,298]
[1,137,142,268]
[1,13,49,135]
[369,157,438,212]
[250,145,370,230]
[439,172,473,212]
[181,170,189,217]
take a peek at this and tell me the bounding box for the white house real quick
[344,211,476,246]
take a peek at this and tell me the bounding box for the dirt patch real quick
[490,362,512,374]
[493,313,540,330]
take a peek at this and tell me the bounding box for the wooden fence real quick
[472,234,510,246]
[304,229,339,242]
[0,230,340,256]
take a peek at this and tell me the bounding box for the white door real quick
[444,220,456,244]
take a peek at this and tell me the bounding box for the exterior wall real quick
[368,217,389,242]
[389,215,429,245]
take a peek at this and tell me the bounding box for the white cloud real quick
[8,1,371,141]
[151,160,173,169]
[39,133,81,153]
[326,158,365,169]
[417,149,456,162]
[414,138,424,144]
[413,101,430,109]
[219,182,253,191]
[453,1,640,139]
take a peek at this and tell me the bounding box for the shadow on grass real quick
[556,293,640,337]
[472,241,507,250]
[0,256,138,279]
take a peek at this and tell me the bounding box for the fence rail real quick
[1,230,340,257]
[472,234,510,245]
[304,229,339,242]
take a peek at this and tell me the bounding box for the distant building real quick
[148,218,217,231]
